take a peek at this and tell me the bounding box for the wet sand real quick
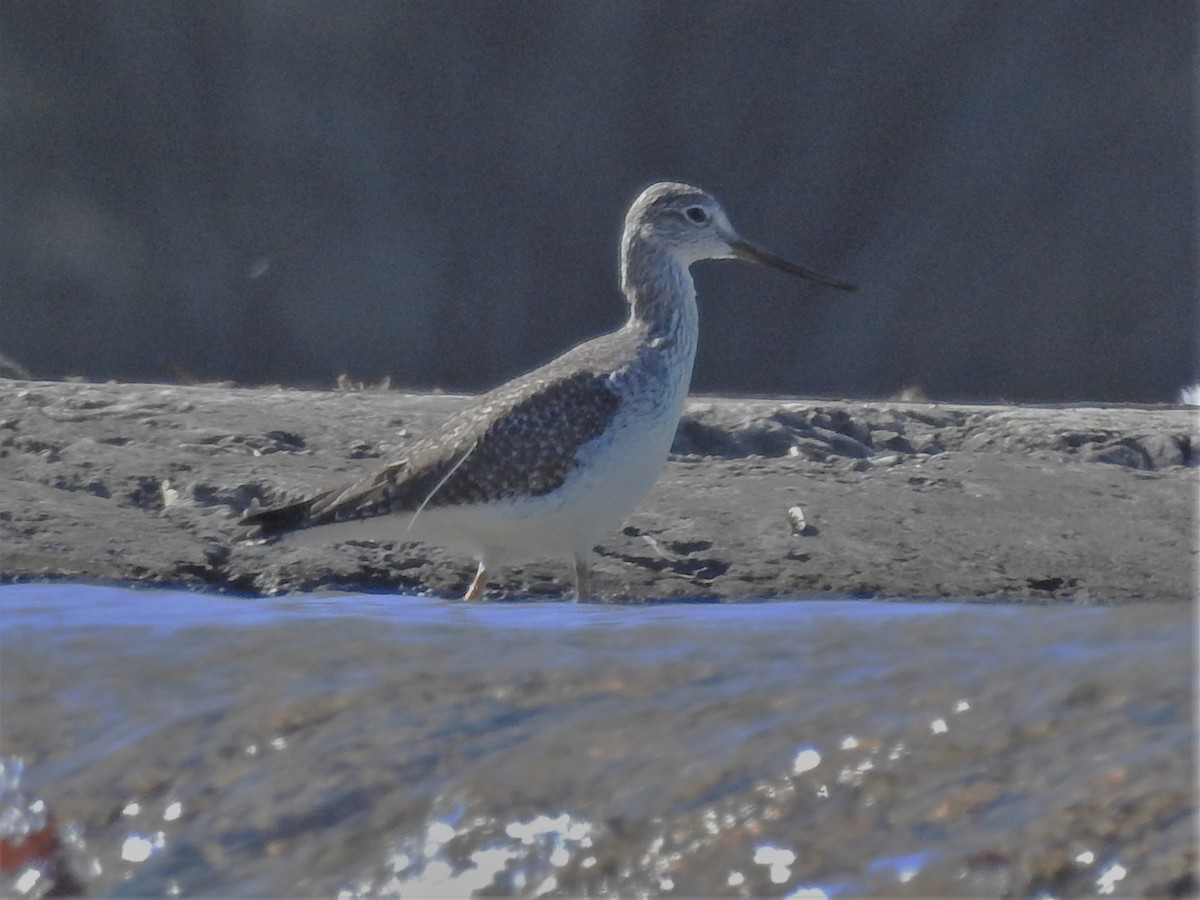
[0,379,1196,601]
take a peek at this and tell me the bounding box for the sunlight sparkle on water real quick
[339,808,599,897]
[867,851,932,884]
[505,812,590,844]
[120,835,154,863]
[419,820,462,864]
[754,844,796,884]
[784,888,830,900]
[837,757,874,786]
[791,747,822,774]
[14,869,41,895]
[1096,862,1127,894]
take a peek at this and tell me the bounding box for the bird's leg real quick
[463,561,488,601]
[573,553,593,602]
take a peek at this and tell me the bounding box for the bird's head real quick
[623,181,856,291]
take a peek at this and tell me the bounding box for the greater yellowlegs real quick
[241,182,855,599]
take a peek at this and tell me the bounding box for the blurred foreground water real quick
[0,585,1194,897]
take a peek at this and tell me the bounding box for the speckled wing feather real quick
[242,366,623,538]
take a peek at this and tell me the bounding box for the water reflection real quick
[0,584,1189,897]
[0,583,979,637]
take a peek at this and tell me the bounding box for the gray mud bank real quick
[0,380,1196,602]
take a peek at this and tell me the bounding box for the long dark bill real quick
[730,237,856,292]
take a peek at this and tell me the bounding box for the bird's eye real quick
[684,206,709,225]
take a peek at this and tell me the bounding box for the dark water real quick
[0,585,1194,897]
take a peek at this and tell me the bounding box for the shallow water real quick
[0,585,1194,897]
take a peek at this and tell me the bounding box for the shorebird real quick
[241,182,855,599]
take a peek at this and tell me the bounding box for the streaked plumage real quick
[241,182,855,599]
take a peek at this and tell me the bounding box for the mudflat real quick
[0,379,1195,602]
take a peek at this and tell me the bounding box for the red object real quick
[0,813,58,872]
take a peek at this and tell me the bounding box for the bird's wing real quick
[241,368,622,538]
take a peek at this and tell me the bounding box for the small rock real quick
[160,480,182,508]
[788,438,832,462]
[1084,442,1150,470]
[735,421,798,457]
[1135,434,1187,469]
[810,426,872,459]
[872,429,913,452]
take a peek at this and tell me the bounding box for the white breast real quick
[283,300,700,572]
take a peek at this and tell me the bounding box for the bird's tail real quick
[239,496,317,540]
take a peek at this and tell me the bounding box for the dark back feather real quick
[242,361,624,537]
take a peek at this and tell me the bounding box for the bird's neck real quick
[620,236,699,343]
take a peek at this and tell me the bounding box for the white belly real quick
[404,376,686,564]
[283,353,692,569]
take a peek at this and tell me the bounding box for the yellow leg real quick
[463,561,487,601]
[574,554,592,602]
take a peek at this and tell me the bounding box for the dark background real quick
[2,1,1195,402]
